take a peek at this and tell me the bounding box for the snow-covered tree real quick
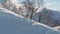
[21,0,44,19]
[0,0,44,19]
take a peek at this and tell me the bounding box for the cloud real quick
[47,8,57,10]
[46,3,52,5]
[56,8,60,11]
[46,2,57,6]
[46,7,60,11]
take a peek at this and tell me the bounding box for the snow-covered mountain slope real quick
[0,7,24,18]
[0,8,60,34]
[32,8,60,27]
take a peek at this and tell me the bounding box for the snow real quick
[0,7,24,18]
[32,8,60,27]
[0,7,60,34]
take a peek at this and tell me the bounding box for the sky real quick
[45,0,60,10]
[12,0,60,10]
[0,0,60,10]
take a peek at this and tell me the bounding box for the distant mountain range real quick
[33,8,60,27]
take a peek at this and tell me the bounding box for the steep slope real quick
[0,7,60,34]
